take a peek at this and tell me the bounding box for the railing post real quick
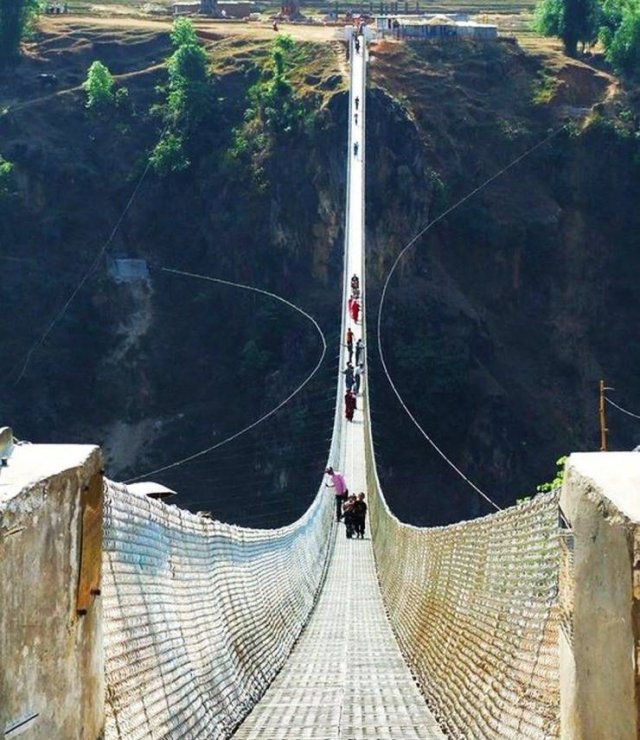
[560,452,640,739]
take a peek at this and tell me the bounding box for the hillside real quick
[1,19,639,526]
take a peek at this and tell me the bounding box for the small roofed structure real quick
[172,1,200,14]
[127,481,177,501]
[218,0,253,17]
[374,14,497,40]
[108,258,149,283]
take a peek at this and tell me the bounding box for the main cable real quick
[124,266,328,482]
[10,125,169,386]
[376,123,570,512]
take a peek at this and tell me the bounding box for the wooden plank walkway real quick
[232,36,444,740]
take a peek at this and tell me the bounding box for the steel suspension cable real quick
[125,266,328,482]
[11,140,163,386]
[376,123,571,512]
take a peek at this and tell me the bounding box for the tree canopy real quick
[83,61,116,109]
[534,0,601,55]
[534,0,640,75]
[150,18,212,175]
[0,0,39,69]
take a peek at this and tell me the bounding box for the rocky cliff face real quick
[366,40,640,524]
[1,26,639,527]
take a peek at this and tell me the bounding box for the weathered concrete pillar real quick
[560,452,640,740]
[0,430,104,739]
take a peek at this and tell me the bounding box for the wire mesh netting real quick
[102,477,335,740]
[364,411,562,739]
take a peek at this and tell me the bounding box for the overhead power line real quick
[605,396,640,421]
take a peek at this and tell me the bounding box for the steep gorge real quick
[1,23,639,527]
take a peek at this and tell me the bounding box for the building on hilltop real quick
[374,14,498,40]
[172,0,254,16]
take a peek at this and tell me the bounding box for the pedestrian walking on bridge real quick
[342,362,355,391]
[354,362,364,395]
[325,467,348,522]
[346,327,354,362]
[345,388,357,421]
[355,338,363,366]
[353,493,367,539]
[350,298,360,323]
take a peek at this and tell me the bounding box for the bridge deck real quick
[233,36,443,739]
[232,424,444,739]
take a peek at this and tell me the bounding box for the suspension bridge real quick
[3,33,640,740]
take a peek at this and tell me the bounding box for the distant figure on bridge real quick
[351,273,359,291]
[350,298,360,323]
[343,494,357,538]
[354,96,359,111]
[325,467,348,522]
[353,493,367,539]
[346,327,354,362]
[355,338,363,366]
[354,112,358,126]
[345,388,357,422]
[354,362,364,394]
[353,141,359,158]
[354,38,360,54]
[343,362,355,391]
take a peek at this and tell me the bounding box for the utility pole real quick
[599,379,608,451]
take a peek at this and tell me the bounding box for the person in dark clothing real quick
[345,389,357,421]
[346,327,354,363]
[355,338,363,366]
[353,493,367,539]
[343,495,357,538]
[342,362,354,391]
[353,363,364,395]
[355,96,360,111]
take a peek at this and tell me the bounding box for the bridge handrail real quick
[361,389,561,737]
[101,38,363,738]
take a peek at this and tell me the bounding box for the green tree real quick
[600,0,640,76]
[0,0,39,69]
[166,42,210,127]
[170,17,199,48]
[149,19,212,175]
[149,132,190,174]
[83,61,115,109]
[248,35,304,134]
[534,0,600,55]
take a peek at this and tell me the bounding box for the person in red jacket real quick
[345,389,357,421]
[350,298,360,323]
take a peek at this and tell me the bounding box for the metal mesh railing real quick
[363,407,561,738]
[102,474,336,740]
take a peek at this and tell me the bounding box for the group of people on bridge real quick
[344,274,364,422]
[325,467,368,539]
